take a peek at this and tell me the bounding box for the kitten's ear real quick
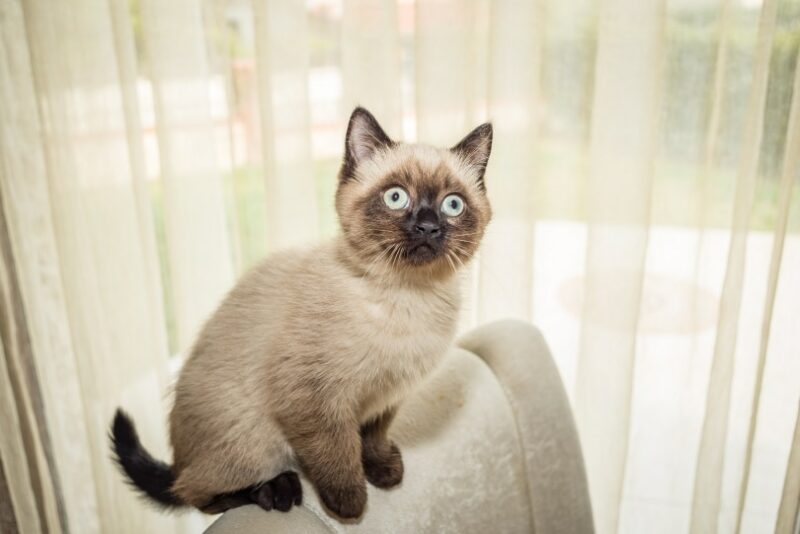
[342,107,394,179]
[451,123,493,189]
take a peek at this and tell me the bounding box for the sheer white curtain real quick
[1,0,799,533]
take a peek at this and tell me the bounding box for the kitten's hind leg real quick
[199,471,302,514]
[199,488,252,514]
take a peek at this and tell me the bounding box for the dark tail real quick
[110,409,184,509]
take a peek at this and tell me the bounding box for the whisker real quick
[386,244,401,275]
[444,250,458,273]
[363,242,396,278]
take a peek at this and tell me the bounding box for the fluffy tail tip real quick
[111,409,138,454]
[110,408,183,509]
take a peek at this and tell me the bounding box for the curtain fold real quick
[0,2,104,533]
[0,196,60,534]
[734,36,800,534]
[342,0,404,139]
[0,346,43,534]
[777,407,800,533]
[253,0,319,252]
[414,0,487,145]
[3,0,179,530]
[772,41,800,534]
[109,0,172,375]
[477,0,541,324]
[574,1,665,532]
[1,1,798,533]
[139,0,235,351]
[689,0,778,532]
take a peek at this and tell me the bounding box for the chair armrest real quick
[458,319,594,534]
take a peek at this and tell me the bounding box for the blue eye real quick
[441,194,465,216]
[383,187,409,210]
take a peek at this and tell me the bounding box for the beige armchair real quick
[207,320,594,533]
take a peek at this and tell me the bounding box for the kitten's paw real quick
[318,482,367,519]
[250,471,303,512]
[363,442,404,489]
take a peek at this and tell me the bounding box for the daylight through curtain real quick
[1,0,799,533]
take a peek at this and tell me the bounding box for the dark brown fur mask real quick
[336,107,493,280]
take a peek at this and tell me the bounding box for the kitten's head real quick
[336,107,492,280]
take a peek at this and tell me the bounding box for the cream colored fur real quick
[169,237,461,506]
[165,109,493,512]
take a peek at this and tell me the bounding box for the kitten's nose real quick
[414,220,441,236]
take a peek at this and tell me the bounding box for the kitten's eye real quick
[441,194,465,217]
[383,187,410,210]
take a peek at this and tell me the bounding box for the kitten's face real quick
[336,108,492,278]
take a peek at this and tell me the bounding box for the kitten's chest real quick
[364,283,459,343]
[356,282,460,417]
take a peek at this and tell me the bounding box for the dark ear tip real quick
[350,106,373,121]
[451,121,493,152]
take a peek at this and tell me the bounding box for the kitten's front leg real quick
[361,407,404,489]
[281,412,367,519]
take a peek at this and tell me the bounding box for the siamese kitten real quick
[111,107,493,520]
